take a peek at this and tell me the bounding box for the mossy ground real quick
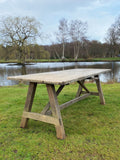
[0,83,120,159]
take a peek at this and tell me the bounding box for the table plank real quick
[8,68,111,85]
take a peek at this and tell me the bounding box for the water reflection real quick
[0,62,120,86]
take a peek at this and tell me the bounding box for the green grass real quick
[0,83,120,159]
[92,57,120,61]
[1,57,120,63]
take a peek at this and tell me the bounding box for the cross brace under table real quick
[20,75,105,139]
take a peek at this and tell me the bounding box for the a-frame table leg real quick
[46,84,66,139]
[76,80,87,97]
[76,82,82,97]
[95,75,105,105]
[20,82,37,128]
[41,85,64,115]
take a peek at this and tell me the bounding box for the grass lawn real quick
[1,57,120,63]
[0,83,120,159]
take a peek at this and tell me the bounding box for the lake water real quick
[0,61,120,86]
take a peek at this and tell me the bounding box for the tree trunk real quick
[62,43,65,59]
[74,42,79,60]
[19,47,25,64]
[21,64,26,75]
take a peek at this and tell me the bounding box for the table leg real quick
[41,85,64,115]
[78,80,89,93]
[95,75,105,105]
[20,82,37,128]
[46,84,65,139]
[76,80,88,97]
[76,82,82,97]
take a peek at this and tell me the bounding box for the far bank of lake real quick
[0,57,120,63]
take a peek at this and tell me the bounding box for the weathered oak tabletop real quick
[8,68,110,85]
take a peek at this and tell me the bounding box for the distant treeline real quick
[0,44,50,61]
[0,40,119,61]
[45,40,120,59]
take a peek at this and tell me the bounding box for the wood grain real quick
[8,69,111,85]
[20,82,37,128]
[41,85,64,115]
[46,84,65,139]
[23,111,59,125]
[95,75,105,105]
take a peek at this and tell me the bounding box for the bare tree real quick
[69,19,88,60]
[56,18,68,59]
[81,37,90,58]
[105,15,120,57]
[115,15,120,40]
[0,16,42,64]
[47,34,61,59]
[105,24,118,57]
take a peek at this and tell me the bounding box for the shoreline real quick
[0,58,120,63]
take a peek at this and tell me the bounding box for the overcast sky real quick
[0,0,120,44]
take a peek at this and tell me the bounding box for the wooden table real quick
[8,68,110,139]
